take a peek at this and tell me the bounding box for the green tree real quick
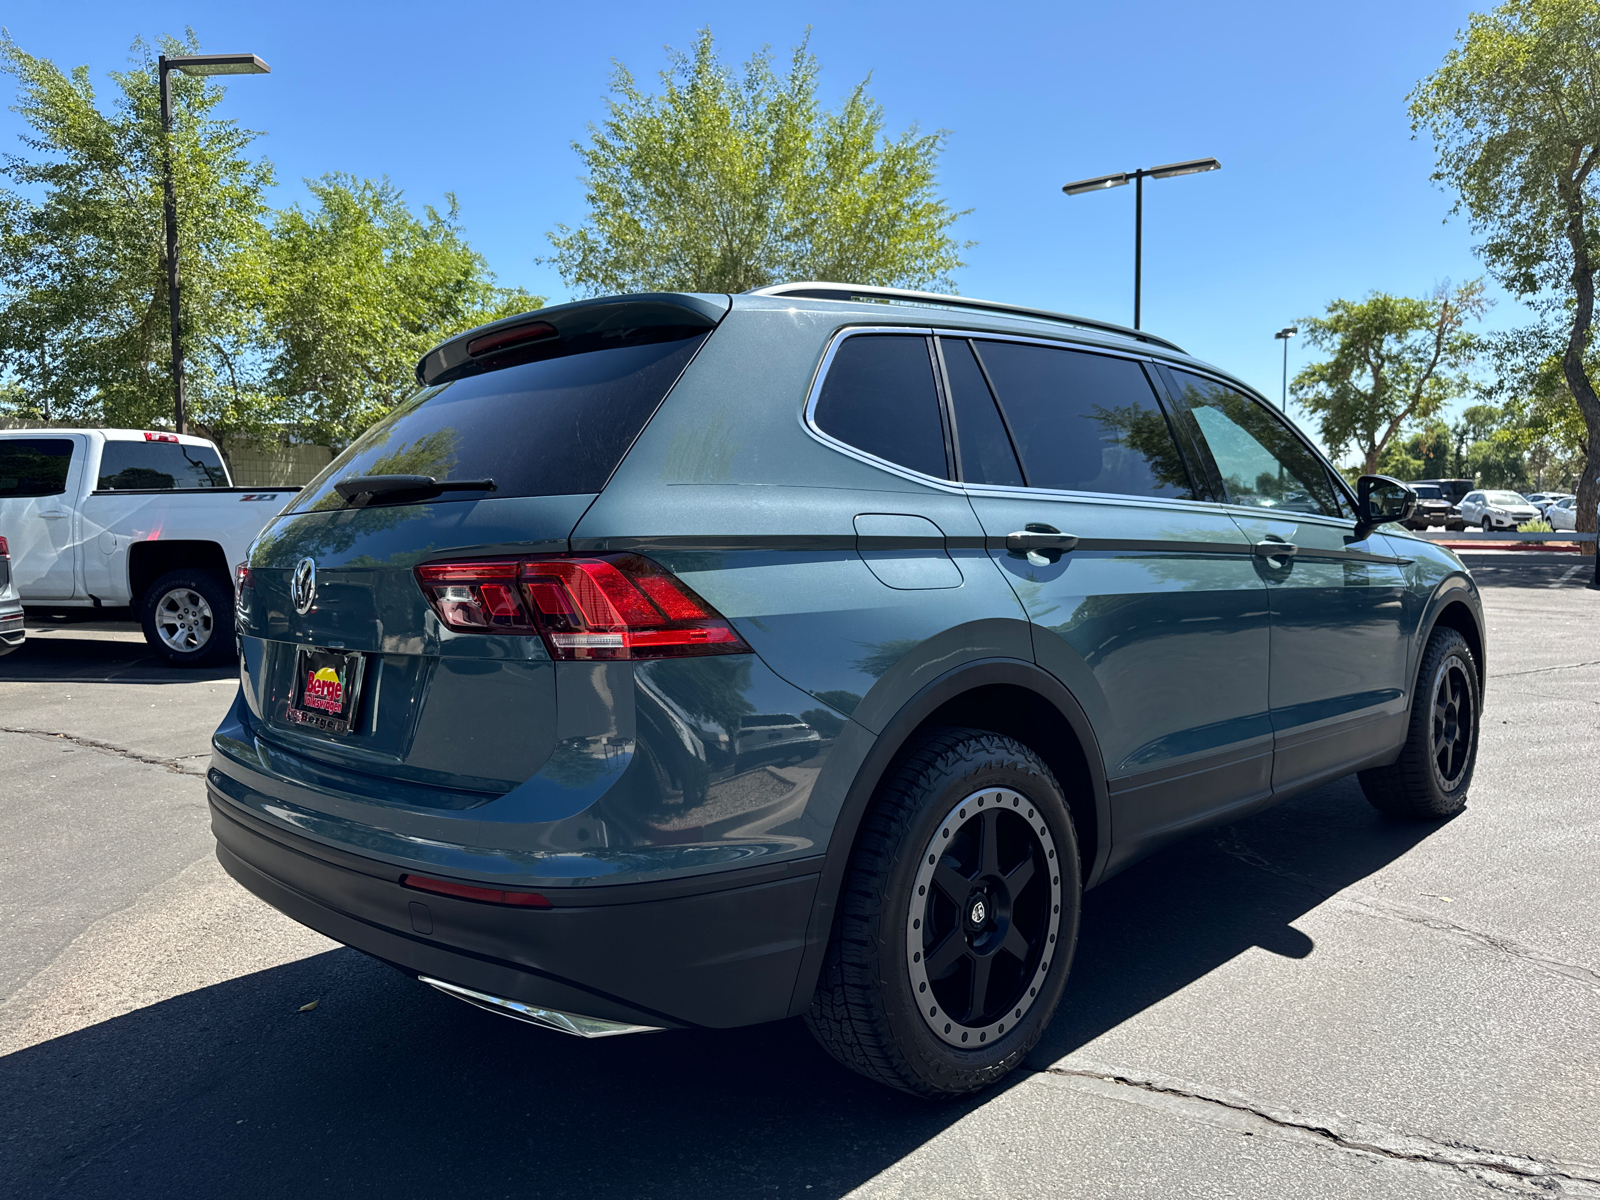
[546,28,970,295]
[1291,283,1486,476]
[1410,0,1600,545]
[1375,418,1453,480]
[263,174,539,449]
[0,32,273,440]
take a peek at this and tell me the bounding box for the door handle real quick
[40,510,68,519]
[1254,539,1297,563]
[1006,526,1080,554]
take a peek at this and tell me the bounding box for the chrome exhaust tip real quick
[420,976,662,1038]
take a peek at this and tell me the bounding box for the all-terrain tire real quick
[1358,627,1480,819]
[140,569,235,667]
[805,727,1082,1098]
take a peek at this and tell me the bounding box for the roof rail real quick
[746,282,1184,353]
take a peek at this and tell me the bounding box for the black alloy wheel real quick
[1430,654,1475,790]
[907,789,1060,1047]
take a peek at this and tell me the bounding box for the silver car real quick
[1547,495,1594,533]
[0,534,24,657]
[1458,489,1540,531]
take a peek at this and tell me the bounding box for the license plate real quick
[285,647,366,735]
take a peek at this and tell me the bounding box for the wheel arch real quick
[127,540,230,610]
[786,658,1110,1017]
[1427,590,1486,690]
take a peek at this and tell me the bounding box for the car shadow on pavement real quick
[0,632,235,685]
[0,777,1447,1200]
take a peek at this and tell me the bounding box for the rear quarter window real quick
[0,438,74,498]
[812,334,950,480]
[293,331,709,511]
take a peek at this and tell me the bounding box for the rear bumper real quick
[210,790,820,1030]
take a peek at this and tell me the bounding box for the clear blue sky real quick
[1,0,1507,440]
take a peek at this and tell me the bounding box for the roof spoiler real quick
[415,293,730,387]
[747,282,1184,353]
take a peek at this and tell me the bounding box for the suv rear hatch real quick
[237,295,726,797]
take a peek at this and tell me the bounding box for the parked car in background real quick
[0,534,23,657]
[0,430,297,665]
[1546,495,1595,533]
[1526,492,1573,517]
[1401,483,1459,530]
[1458,489,1540,531]
[1410,478,1475,505]
[211,283,1486,1098]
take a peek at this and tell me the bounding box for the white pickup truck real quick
[0,429,299,666]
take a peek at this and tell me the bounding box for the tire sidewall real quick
[875,739,1082,1091]
[1422,638,1480,801]
[141,570,234,667]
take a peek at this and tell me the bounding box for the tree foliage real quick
[264,175,537,448]
[546,28,970,295]
[0,32,272,436]
[1410,0,1600,539]
[1292,282,1486,475]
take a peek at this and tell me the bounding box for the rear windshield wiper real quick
[333,475,497,506]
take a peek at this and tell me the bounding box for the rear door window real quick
[939,338,1024,487]
[0,438,75,497]
[813,334,950,479]
[96,441,228,490]
[973,341,1197,499]
[292,332,709,511]
[1167,370,1342,516]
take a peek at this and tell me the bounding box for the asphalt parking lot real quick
[2,563,1597,1199]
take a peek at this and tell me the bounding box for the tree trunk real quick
[1560,183,1600,557]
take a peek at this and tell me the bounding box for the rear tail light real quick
[401,874,551,908]
[414,554,749,661]
[234,561,253,595]
[0,535,8,558]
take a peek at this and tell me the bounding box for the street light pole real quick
[1274,326,1297,411]
[156,53,270,435]
[1062,157,1221,330]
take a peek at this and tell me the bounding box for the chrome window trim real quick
[801,324,1203,504]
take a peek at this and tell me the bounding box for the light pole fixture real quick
[1061,157,1220,330]
[159,53,270,434]
[1274,326,1297,411]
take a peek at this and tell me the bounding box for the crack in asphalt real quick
[1490,659,1600,680]
[1043,1064,1600,1195]
[0,727,207,777]
[1211,829,1600,993]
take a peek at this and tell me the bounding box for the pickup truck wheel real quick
[1358,628,1479,819]
[805,727,1082,1097]
[141,570,234,667]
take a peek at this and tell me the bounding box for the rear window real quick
[0,437,74,498]
[812,334,949,479]
[292,333,708,511]
[96,441,228,490]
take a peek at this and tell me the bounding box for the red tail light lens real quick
[143,431,180,443]
[401,874,551,908]
[0,535,8,558]
[414,554,749,661]
[234,561,253,595]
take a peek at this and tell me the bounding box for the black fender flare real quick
[784,656,1109,1018]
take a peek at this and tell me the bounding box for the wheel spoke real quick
[1003,849,1035,895]
[979,808,1001,878]
[925,929,967,979]
[1000,923,1031,964]
[932,861,973,903]
[967,952,994,1022]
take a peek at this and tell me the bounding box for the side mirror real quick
[1356,474,1416,538]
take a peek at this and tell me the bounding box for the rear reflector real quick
[415,553,749,661]
[401,874,552,908]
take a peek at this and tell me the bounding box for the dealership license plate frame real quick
[285,646,367,735]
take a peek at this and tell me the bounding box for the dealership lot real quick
[1,563,1597,1199]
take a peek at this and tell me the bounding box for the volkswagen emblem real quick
[291,557,317,615]
[969,898,987,926]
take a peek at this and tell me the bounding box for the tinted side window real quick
[1170,370,1341,516]
[293,333,708,511]
[814,334,949,479]
[97,441,228,490]
[0,437,74,498]
[974,341,1195,499]
[939,338,1024,487]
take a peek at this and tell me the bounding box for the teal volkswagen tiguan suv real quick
[212,284,1483,1096]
